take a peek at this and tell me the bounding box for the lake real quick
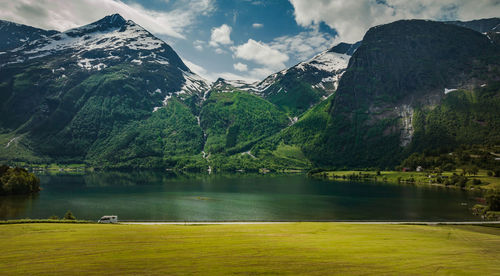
[0,172,482,221]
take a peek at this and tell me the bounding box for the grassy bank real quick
[311,170,500,190]
[0,223,499,275]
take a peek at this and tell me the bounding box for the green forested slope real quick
[267,20,500,169]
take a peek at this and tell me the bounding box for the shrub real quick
[0,166,40,195]
[486,190,500,211]
[64,210,76,220]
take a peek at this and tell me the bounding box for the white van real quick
[98,215,118,223]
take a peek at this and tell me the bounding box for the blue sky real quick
[2,0,500,82]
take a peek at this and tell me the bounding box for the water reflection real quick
[0,172,481,221]
[0,194,37,218]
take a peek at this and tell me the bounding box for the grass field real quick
[314,170,500,190]
[1,223,499,275]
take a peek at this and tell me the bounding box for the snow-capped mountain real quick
[260,42,360,95]
[209,42,360,115]
[0,20,58,52]
[0,14,210,99]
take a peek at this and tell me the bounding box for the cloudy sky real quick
[2,0,500,82]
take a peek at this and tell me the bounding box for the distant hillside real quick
[268,19,500,169]
[1,15,499,171]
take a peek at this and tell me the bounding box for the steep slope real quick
[0,14,209,167]
[199,88,290,171]
[208,42,359,116]
[255,42,359,116]
[0,20,58,52]
[267,19,500,169]
[446,17,500,33]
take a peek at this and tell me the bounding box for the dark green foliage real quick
[86,98,204,169]
[409,86,500,155]
[64,210,76,220]
[486,190,500,211]
[264,20,500,170]
[265,80,324,116]
[200,91,289,156]
[401,144,500,173]
[0,165,40,195]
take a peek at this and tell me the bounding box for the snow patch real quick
[77,58,107,70]
[444,88,457,94]
[131,59,142,65]
[5,136,20,148]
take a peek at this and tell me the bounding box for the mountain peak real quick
[94,13,126,27]
[65,13,127,37]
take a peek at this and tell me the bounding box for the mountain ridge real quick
[1,15,499,171]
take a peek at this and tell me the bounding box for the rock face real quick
[277,19,500,168]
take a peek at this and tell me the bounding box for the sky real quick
[1,0,500,82]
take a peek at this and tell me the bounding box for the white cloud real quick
[233,62,248,72]
[193,40,204,51]
[215,48,226,54]
[0,0,215,39]
[218,72,259,83]
[182,59,258,83]
[289,0,500,43]
[271,29,337,61]
[232,39,289,70]
[248,67,274,80]
[209,24,233,47]
[252,23,264,28]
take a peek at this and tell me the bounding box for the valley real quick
[1,15,499,174]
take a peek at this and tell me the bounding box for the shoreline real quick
[2,219,499,225]
[119,221,500,225]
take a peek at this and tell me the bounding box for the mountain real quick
[0,14,209,167]
[0,20,58,52]
[446,18,500,33]
[269,19,500,169]
[1,15,499,171]
[210,42,360,116]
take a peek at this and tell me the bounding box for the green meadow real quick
[0,223,499,275]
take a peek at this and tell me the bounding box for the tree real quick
[64,210,76,220]
[469,165,479,176]
[486,190,500,211]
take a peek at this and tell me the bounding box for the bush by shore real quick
[0,165,40,195]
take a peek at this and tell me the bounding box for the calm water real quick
[0,172,482,221]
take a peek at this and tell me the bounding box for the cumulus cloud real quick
[233,62,248,72]
[271,29,337,61]
[193,40,204,51]
[219,72,259,83]
[0,0,215,39]
[209,24,233,47]
[252,23,264,28]
[232,39,289,70]
[289,0,500,42]
[182,59,258,83]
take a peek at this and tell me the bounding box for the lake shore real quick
[1,222,499,275]
[310,169,500,191]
